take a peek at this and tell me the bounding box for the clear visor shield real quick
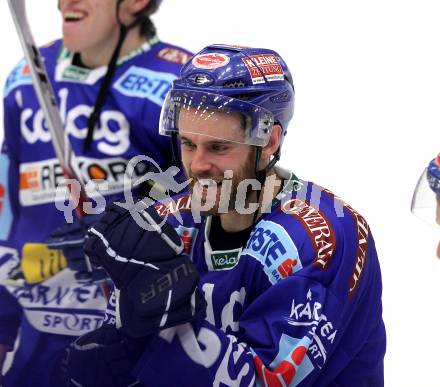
[159,89,274,146]
[411,167,440,227]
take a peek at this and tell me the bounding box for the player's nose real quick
[190,148,212,175]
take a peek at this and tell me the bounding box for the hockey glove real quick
[85,199,206,338]
[45,214,109,284]
[61,325,147,387]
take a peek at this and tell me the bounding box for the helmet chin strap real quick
[252,146,280,224]
[84,0,146,152]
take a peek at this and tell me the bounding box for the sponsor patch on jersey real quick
[9,268,107,336]
[19,157,149,206]
[176,225,198,255]
[0,154,13,240]
[282,198,336,271]
[21,243,67,284]
[113,66,177,107]
[0,246,19,283]
[322,188,369,298]
[253,334,314,386]
[55,53,107,84]
[287,288,338,369]
[209,248,241,271]
[157,47,192,65]
[242,54,284,85]
[192,53,230,69]
[155,195,192,218]
[243,220,302,284]
[3,59,33,97]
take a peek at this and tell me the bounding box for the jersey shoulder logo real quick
[243,220,302,284]
[113,65,177,107]
[4,59,32,97]
[157,47,192,65]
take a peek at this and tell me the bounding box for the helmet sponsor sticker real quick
[242,220,302,284]
[113,65,177,107]
[242,54,284,85]
[192,53,230,70]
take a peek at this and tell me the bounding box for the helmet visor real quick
[411,167,440,227]
[159,89,274,146]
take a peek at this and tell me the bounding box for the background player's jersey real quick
[105,168,386,386]
[0,37,191,386]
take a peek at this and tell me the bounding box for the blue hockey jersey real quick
[104,168,386,386]
[0,37,192,386]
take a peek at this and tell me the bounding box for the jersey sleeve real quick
[132,234,385,387]
[0,77,25,350]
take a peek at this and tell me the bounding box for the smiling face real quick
[178,108,256,216]
[60,0,120,55]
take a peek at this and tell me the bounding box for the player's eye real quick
[210,143,229,153]
[181,140,196,151]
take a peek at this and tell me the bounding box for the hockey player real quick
[411,154,440,258]
[0,0,192,385]
[64,45,386,386]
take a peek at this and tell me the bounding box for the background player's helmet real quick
[411,154,440,227]
[160,44,294,158]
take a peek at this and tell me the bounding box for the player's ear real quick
[119,0,152,22]
[261,124,282,161]
[125,0,153,15]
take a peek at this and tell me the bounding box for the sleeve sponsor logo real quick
[113,65,177,107]
[157,47,192,65]
[282,198,336,270]
[322,189,369,298]
[191,53,230,70]
[0,154,13,240]
[242,54,284,85]
[288,289,338,370]
[253,334,314,387]
[243,220,302,284]
[4,59,33,97]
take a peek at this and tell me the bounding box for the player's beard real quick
[187,153,257,216]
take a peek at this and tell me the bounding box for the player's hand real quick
[84,199,206,337]
[62,325,147,387]
[44,215,110,284]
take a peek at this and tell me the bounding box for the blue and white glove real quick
[84,199,206,338]
[45,214,108,283]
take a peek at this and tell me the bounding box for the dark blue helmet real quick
[160,44,294,152]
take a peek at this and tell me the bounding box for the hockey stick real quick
[7,0,89,219]
[6,0,100,279]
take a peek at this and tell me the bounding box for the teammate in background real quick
[65,45,386,386]
[0,0,191,385]
[411,155,440,258]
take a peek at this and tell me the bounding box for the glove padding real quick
[46,214,108,283]
[85,199,206,337]
[61,325,147,387]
